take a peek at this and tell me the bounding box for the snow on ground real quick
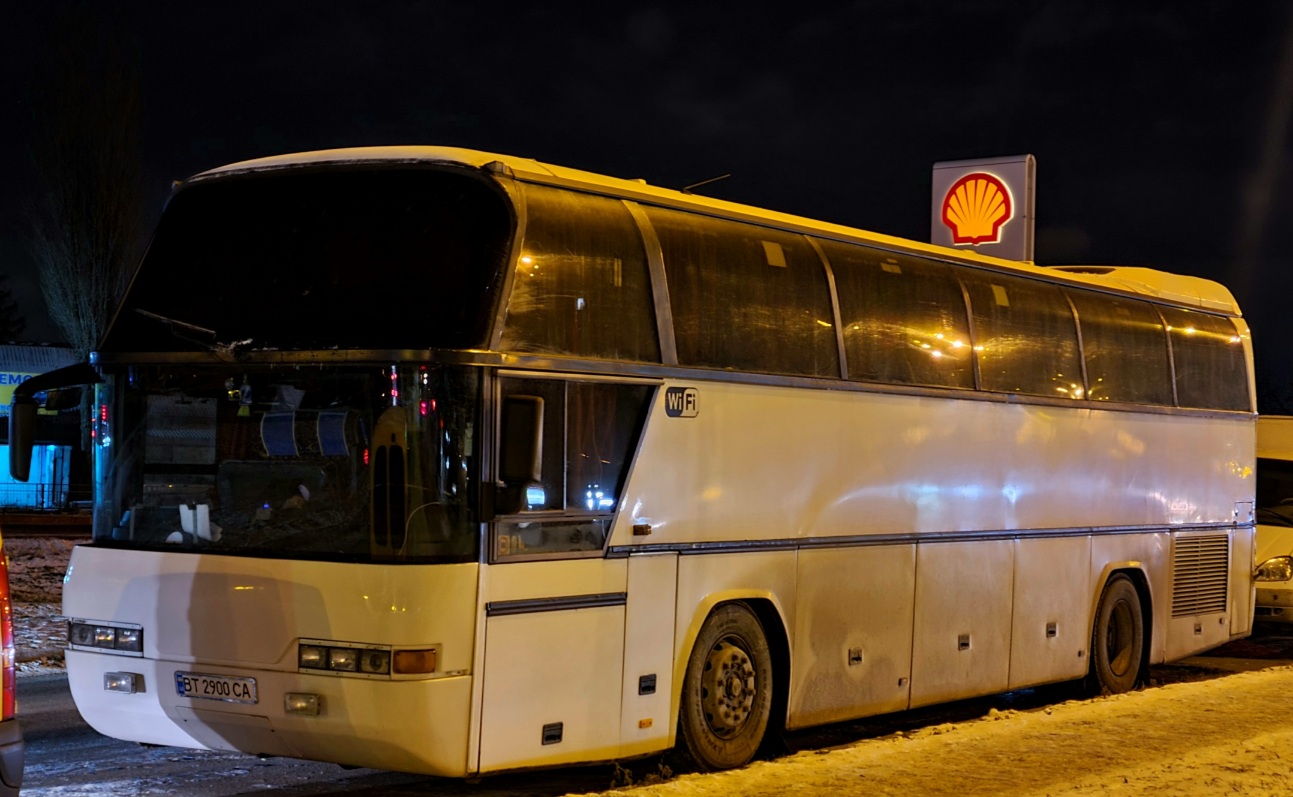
[6,536,73,675]
[579,666,1293,797]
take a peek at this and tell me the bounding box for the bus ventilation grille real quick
[1171,534,1230,618]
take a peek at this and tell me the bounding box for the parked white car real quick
[1254,416,1293,622]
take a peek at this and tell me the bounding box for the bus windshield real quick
[100,166,513,353]
[93,362,481,563]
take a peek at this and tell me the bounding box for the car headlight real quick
[1256,556,1293,582]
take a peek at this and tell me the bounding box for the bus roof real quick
[192,146,1241,315]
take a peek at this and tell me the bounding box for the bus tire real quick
[678,603,774,772]
[1088,574,1144,695]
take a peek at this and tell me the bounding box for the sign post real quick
[931,155,1036,262]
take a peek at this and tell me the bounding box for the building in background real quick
[0,344,81,509]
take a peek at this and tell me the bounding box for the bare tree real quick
[27,5,146,461]
[28,4,145,359]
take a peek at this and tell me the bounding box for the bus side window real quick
[1067,291,1173,405]
[493,377,652,560]
[823,241,974,389]
[961,272,1082,398]
[647,207,839,378]
[498,378,565,513]
[1160,307,1250,411]
[500,185,660,363]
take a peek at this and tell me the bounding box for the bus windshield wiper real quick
[134,308,253,357]
[135,308,217,340]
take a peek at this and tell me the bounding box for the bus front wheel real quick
[678,603,773,771]
[1088,574,1145,695]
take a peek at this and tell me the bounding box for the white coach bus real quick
[10,147,1255,775]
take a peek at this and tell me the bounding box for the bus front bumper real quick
[65,650,474,776]
[1256,585,1293,623]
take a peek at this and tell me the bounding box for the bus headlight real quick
[114,627,142,651]
[359,649,391,674]
[298,644,327,669]
[1256,556,1293,582]
[299,639,391,676]
[327,648,360,672]
[68,620,144,655]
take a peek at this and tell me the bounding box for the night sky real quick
[4,2,1293,405]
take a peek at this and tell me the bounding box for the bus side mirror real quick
[5,361,100,483]
[8,399,37,483]
[44,387,83,411]
[495,395,544,515]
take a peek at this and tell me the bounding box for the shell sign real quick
[942,172,1012,245]
[931,155,1036,262]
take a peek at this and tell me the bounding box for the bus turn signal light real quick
[393,649,437,674]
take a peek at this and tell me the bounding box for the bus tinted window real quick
[1068,292,1173,405]
[1161,307,1250,411]
[101,168,512,353]
[500,186,660,362]
[647,208,840,377]
[494,377,652,560]
[823,241,973,389]
[963,272,1082,398]
[96,363,481,563]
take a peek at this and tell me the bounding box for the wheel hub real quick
[700,638,757,738]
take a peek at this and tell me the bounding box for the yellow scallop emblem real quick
[942,172,1013,245]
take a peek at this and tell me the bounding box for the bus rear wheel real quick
[1088,574,1145,695]
[678,603,773,771]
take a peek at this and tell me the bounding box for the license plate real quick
[174,671,259,704]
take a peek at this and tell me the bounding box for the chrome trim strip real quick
[1155,305,1181,408]
[1062,289,1091,400]
[485,592,628,617]
[606,522,1248,558]
[806,236,848,380]
[488,176,529,353]
[496,369,662,385]
[482,357,1248,419]
[957,271,983,391]
[624,201,679,366]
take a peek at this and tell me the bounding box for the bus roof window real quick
[963,272,1082,399]
[499,185,660,363]
[648,207,839,378]
[823,240,974,390]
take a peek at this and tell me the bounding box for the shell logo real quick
[941,172,1013,245]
